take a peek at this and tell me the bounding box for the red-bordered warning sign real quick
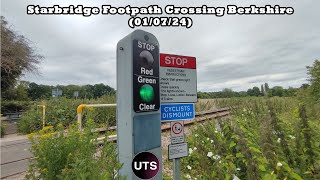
[170,121,184,144]
[160,53,197,103]
[171,122,183,134]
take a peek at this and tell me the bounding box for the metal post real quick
[117,30,162,179]
[77,112,82,131]
[42,106,46,127]
[77,104,86,131]
[173,158,181,180]
[37,105,46,128]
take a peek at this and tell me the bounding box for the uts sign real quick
[132,152,160,179]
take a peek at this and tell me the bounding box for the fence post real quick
[43,106,46,127]
[77,104,86,131]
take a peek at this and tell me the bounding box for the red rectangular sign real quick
[160,53,196,69]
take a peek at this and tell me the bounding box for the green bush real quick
[0,123,5,137]
[181,97,320,179]
[26,120,123,179]
[18,107,43,134]
[1,100,31,114]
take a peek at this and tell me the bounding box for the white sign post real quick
[160,53,197,180]
[169,122,187,179]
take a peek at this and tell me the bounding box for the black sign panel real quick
[133,39,159,112]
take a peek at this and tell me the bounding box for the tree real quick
[1,16,42,99]
[271,86,284,97]
[252,86,261,96]
[197,92,210,99]
[261,84,265,96]
[92,83,115,98]
[28,82,51,100]
[247,87,260,96]
[285,87,297,97]
[247,88,253,96]
[238,91,247,97]
[307,59,320,101]
[81,85,94,99]
[221,88,234,98]
[2,81,30,100]
[15,81,30,101]
[300,84,310,89]
[61,85,81,98]
[264,83,269,93]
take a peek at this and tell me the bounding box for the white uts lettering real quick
[134,161,158,170]
[150,162,157,170]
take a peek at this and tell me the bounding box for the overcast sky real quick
[2,0,319,91]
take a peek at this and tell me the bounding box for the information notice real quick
[160,53,197,103]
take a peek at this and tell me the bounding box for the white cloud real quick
[2,0,319,91]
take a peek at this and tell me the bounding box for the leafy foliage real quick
[26,120,123,179]
[0,123,5,137]
[27,82,115,100]
[307,59,320,102]
[181,97,320,179]
[1,16,42,99]
[1,100,31,114]
[28,82,52,100]
[247,86,261,96]
[198,85,299,99]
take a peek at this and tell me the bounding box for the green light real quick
[139,84,154,103]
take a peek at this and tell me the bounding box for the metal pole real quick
[42,106,46,127]
[77,112,82,131]
[173,158,181,180]
[37,105,46,128]
[77,104,86,131]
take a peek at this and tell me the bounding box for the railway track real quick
[94,107,230,134]
[0,107,230,179]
